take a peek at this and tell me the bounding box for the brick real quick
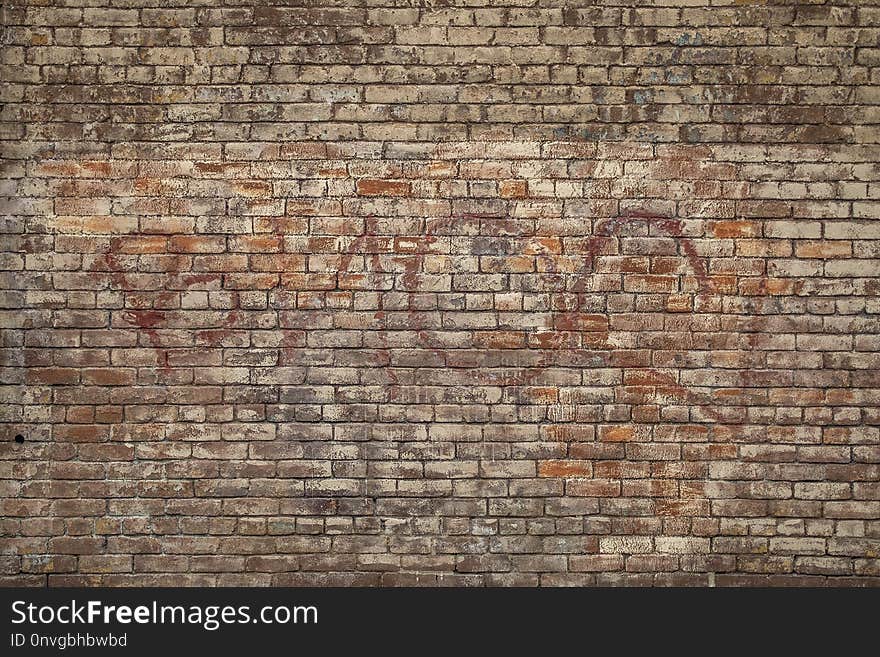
[655,537,710,554]
[356,179,411,196]
[599,537,653,554]
[537,460,593,478]
[764,221,822,239]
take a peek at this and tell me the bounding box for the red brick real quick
[356,179,411,196]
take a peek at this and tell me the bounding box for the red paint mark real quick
[92,252,130,290]
[339,213,548,386]
[178,273,220,286]
[337,210,723,388]
[122,309,164,329]
[86,205,772,424]
[121,310,169,371]
[642,370,724,423]
[89,251,172,372]
[196,311,241,347]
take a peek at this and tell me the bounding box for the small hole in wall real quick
[14,434,24,443]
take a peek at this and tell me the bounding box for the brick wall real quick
[1,1,879,586]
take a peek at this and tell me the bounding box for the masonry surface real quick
[1,1,879,586]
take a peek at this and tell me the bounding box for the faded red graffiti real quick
[87,207,760,426]
[336,209,741,421]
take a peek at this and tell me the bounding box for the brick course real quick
[1,1,879,586]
